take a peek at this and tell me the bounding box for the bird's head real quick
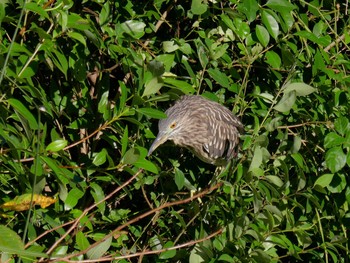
[147,110,187,156]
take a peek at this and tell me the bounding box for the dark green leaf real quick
[136,108,167,119]
[325,147,347,173]
[207,68,231,88]
[8,99,38,130]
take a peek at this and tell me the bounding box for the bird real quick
[148,95,243,166]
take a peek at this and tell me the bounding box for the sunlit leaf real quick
[46,139,68,152]
[274,90,296,112]
[86,236,112,259]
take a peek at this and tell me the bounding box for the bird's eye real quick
[170,122,176,129]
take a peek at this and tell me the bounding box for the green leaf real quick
[266,0,296,12]
[261,10,279,39]
[121,20,146,39]
[159,241,176,259]
[93,148,107,166]
[334,117,349,136]
[136,108,167,119]
[314,174,334,188]
[8,98,38,130]
[283,83,316,96]
[274,90,296,112]
[25,2,49,19]
[265,50,281,68]
[142,76,164,97]
[121,126,129,156]
[64,188,84,209]
[67,31,87,46]
[86,236,112,260]
[325,147,347,173]
[256,25,270,47]
[134,159,158,173]
[324,132,345,148]
[198,44,208,69]
[237,0,259,22]
[174,167,185,190]
[163,78,196,94]
[148,60,165,77]
[163,41,179,52]
[0,225,24,252]
[46,139,68,152]
[191,0,207,15]
[90,182,105,213]
[207,68,231,88]
[76,231,90,251]
[249,146,263,171]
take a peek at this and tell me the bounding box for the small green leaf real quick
[86,236,112,260]
[334,117,349,136]
[283,83,316,96]
[67,31,87,46]
[93,149,107,166]
[207,68,231,88]
[314,174,334,188]
[274,90,296,112]
[199,47,209,70]
[76,231,90,251]
[121,20,146,39]
[64,188,84,209]
[142,76,163,97]
[265,51,281,68]
[249,146,263,171]
[163,78,196,94]
[148,60,165,77]
[136,108,167,119]
[174,167,185,190]
[266,0,296,12]
[265,175,284,187]
[25,2,49,19]
[134,159,158,173]
[8,98,38,130]
[237,0,259,22]
[121,126,129,156]
[191,0,207,15]
[325,147,346,173]
[163,41,179,52]
[261,10,279,39]
[46,139,68,152]
[324,132,345,148]
[256,25,270,47]
[90,182,105,213]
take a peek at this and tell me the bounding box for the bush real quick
[0,0,349,262]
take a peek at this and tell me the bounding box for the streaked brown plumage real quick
[148,95,243,166]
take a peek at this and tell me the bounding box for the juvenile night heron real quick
[148,95,243,166]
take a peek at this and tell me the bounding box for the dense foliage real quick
[0,0,349,262]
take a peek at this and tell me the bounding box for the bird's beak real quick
[148,132,169,156]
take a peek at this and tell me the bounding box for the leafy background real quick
[0,0,349,262]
